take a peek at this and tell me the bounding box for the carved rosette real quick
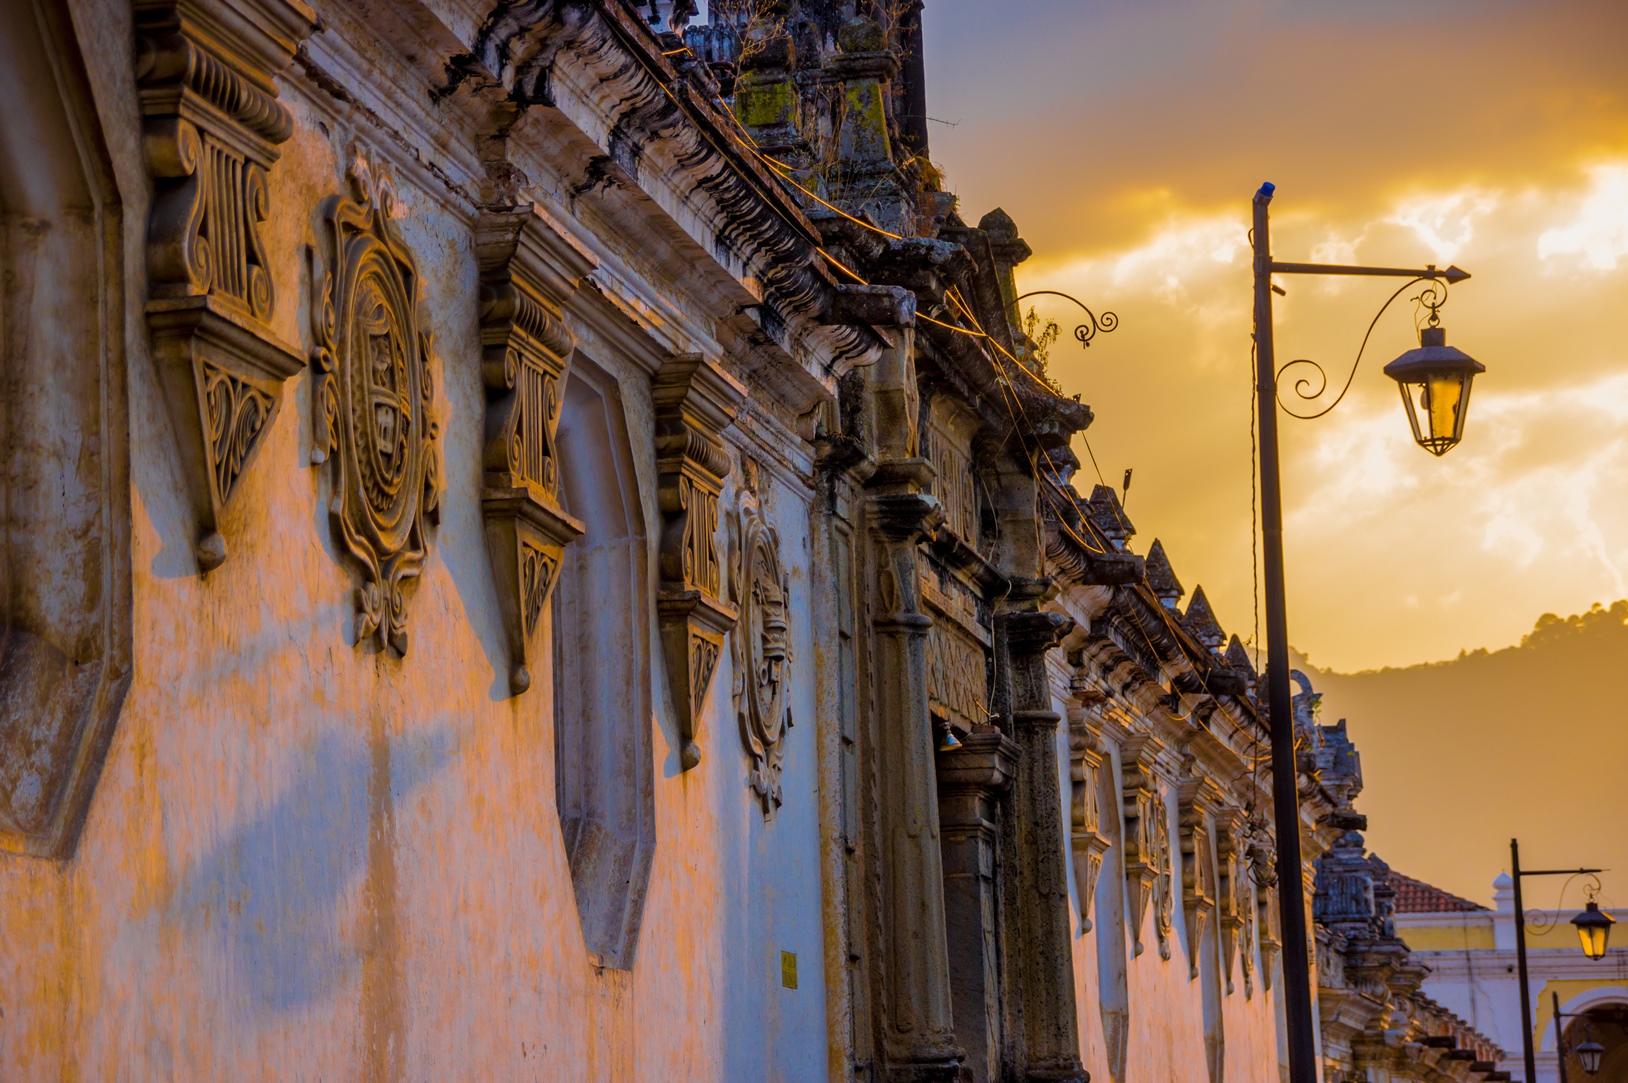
[1179,778,1224,979]
[1119,734,1165,957]
[474,207,594,694]
[655,356,744,770]
[1067,710,1112,934]
[308,161,440,656]
[137,0,315,570]
[732,461,793,813]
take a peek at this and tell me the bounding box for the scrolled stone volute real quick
[653,354,744,770]
[474,206,595,694]
[136,0,315,571]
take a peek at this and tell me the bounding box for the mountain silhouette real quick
[1300,601,1628,911]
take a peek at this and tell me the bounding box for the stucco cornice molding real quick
[137,0,316,571]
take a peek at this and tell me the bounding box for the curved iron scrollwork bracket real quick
[1015,289,1120,349]
[1276,277,1451,420]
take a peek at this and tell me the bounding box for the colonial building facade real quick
[0,1,1502,1080]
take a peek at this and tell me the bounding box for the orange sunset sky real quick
[925,0,1628,906]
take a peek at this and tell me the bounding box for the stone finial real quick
[1145,539,1184,608]
[978,207,1033,267]
[1086,484,1135,546]
[1183,586,1226,650]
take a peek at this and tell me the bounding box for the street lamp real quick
[1510,838,1612,1083]
[1383,318,1485,456]
[1572,900,1616,961]
[1552,990,1608,1081]
[1249,182,1482,1083]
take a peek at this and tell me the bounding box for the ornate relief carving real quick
[732,461,793,813]
[655,355,744,770]
[1067,713,1113,933]
[1179,778,1224,979]
[474,207,594,693]
[925,617,986,736]
[137,0,315,570]
[308,160,440,656]
[1249,830,1280,991]
[1151,790,1175,961]
[1119,734,1166,957]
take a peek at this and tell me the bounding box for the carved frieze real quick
[1119,733,1166,957]
[655,355,744,770]
[1067,712,1113,933]
[1179,777,1225,979]
[474,207,594,694]
[308,160,441,656]
[925,613,987,737]
[137,0,315,570]
[732,460,792,812]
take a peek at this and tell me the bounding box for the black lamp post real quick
[1250,182,1482,1083]
[1511,838,1613,1083]
[1553,990,1608,1080]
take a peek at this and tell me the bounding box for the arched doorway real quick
[1565,1004,1628,1083]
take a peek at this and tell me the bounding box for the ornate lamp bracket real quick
[475,206,596,694]
[653,355,745,771]
[137,0,316,571]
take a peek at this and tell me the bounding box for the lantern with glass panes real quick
[1572,897,1616,961]
[1383,301,1485,457]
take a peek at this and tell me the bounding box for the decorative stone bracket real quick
[1214,807,1250,995]
[1119,733,1166,957]
[475,207,596,694]
[137,0,315,571]
[1067,706,1112,934]
[1178,777,1225,979]
[654,355,745,770]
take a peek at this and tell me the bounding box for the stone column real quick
[1001,596,1088,1083]
[937,731,1019,1083]
[869,488,963,1082]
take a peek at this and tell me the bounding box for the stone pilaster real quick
[1001,599,1087,1083]
[1066,692,1112,935]
[1178,776,1225,980]
[937,731,1019,1083]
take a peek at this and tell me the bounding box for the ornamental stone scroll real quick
[308,159,441,657]
[731,459,792,813]
[138,0,315,571]
[654,355,744,771]
[474,207,596,694]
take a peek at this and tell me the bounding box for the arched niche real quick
[0,0,132,858]
[551,354,654,970]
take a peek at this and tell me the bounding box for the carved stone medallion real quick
[309,160,440,656]
[138,0,316,570]
[732,460,793,814]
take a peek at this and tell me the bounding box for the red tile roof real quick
[1387,871,1490,914]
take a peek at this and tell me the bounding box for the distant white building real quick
[1393,871,1628,1081]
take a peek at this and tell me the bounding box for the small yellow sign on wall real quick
[781,951,798,989]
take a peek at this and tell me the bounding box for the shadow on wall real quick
[161,721,456,1012]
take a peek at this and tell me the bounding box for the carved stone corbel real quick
[1119,733,1166,957]
[1067,706,1112,933]
[654,355,744,770]
[474,207,595,694]
[137,0,315,570]
[1214,807,1246,994]
[1251,833,1281,991]
[1178,777,1225,979]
